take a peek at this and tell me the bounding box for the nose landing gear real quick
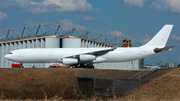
[20,63,24,68]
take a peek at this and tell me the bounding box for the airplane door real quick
[17,51,21,57]
[49,50,53,56]
[138,49,142,55]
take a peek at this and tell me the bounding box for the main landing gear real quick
[73,63,95,69]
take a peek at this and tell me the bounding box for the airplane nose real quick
[4,54,16,62]
[4,54,9,59]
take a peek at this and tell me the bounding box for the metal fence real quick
[78,77,151,98]
[77,68,173,98]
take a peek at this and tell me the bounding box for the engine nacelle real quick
[79,54,96,62]
[62,58,78,65]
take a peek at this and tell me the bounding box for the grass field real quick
[0,68,79,99]
[0,68,179,101]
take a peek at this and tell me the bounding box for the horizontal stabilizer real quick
[154,46,175,53]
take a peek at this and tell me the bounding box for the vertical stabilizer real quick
[142,25,173,48]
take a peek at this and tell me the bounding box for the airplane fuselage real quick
[4,47,155,63]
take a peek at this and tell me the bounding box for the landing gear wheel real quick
[88,65,94,69]
[86,65,94,69]
[79,64,85,68]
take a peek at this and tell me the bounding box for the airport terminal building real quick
[0,23,144,70]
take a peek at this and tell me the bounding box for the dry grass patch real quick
[123,68,180,101]
[0,68,79,99]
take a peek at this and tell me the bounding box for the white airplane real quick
[4,25,174,68]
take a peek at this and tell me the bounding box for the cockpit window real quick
[8,52,13,54]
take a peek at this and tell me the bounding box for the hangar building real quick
[0,23,144,70]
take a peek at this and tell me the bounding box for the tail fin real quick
[142,25,173,48]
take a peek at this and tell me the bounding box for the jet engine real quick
[79,54,96,61]
[62,58,78,65]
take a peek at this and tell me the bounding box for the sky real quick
[0,0,180,64]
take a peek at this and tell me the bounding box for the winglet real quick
[111,45,118,50]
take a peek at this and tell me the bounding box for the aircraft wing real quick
[90,45,118,56]
[154,46,175,53]
[63,45,118,58]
